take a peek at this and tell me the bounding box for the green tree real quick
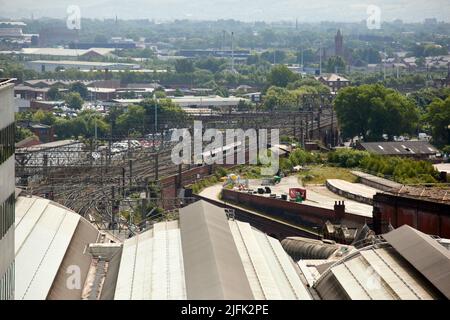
[261,50,287,64]
[154,90,166,99]
[68,82,89,99]
[424,97,450,146]
[15,127,34,143]
[334,84,419,141]
[326,56,346,73]
[53,111,109,139]
[47,86,63,100]
[116,105,146,135]
[175,59,195,73]
[263,86,297,111]
[32,110,56,125]
[65,92,84,110]
[140,98,186,130]
[237,100,254,111]
[195,57,226,73]
[267,65,298,88]
[287,77,330,93]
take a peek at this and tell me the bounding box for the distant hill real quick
[1,0,449,22]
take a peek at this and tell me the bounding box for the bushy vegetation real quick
[280,148,322,173]
[298,165,358,185]
[327,149,439,184]
[327,149,370,168]
[190,165,263,194]
[191,175,221,195]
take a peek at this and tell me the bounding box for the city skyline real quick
[0,0,449,23]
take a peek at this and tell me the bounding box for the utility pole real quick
[222,30,226,51]
[231,31,235,72]
[94,118,98,151]
[154,100,158,134]
[301,49,304,72]
[319,41,322,75]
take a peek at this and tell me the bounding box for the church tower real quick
[335,29,344,57]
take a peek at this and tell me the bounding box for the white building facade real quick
[0,79,15,300]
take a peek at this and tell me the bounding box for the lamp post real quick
[155,101,158,134]
[313,39,323,75]
[447,125,450,146]
[88,112,98,151]
[319,41,322,75]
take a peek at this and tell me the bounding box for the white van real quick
[418,133,431,141]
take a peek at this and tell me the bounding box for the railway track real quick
[16,108,339,230]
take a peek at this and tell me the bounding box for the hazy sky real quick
[1,0,449,22]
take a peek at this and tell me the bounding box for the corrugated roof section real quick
[179,200,254,300]
[383,225,450,299]
[114,221,186,300]
[15,196,81,300]
[359,141,438,156]
[314,244,440,300]
[230,221,312,300]
[112,200,314,300]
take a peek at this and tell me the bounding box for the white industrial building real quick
[0,78,15,300]
[110,95,249,109]
[20,47,115,58]
[25,60,141,73]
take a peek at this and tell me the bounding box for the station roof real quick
[15,195,101,300]
[312,225,448,300]
[14,196,450,300]
[383,225,450,299]
[114,200,312,300]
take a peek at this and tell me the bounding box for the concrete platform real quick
[326,179,380,205]
[434,163,450,174]
[351,171,402,192]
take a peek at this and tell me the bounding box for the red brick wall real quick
[159,164,223,209]
[222,189,370,228]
